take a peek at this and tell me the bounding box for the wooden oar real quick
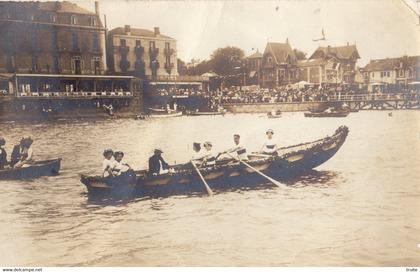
[226,153,283,188]
[191,160,214,196]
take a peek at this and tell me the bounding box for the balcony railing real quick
[16,91,133,98]
[150,60,160,69]
[164,47,175,56]
[135,46,144,58]
[149,47,159,59]
[118,45,129,54]
[119,59,130,72]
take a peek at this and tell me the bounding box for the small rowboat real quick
[186,111,225,116]
[149,111,182,118]
[304,111,349,118]
[81,126,349,198]
[0,159,62,180]
[267,110,282,118]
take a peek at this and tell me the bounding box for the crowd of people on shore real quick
[0,137,34,170]
[216,85,359,104]
[152,87,210,98]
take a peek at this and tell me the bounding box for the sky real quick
[73,0,420,66]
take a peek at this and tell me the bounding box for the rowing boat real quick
[186,111,225,116]
[149,111,182,118]
[0,159,61,180]
[81,126,349,198]
[304,111,349,117]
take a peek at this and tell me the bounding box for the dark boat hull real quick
[187,111,224,116]
[304,112,349,117]
[0,159,61,180]
[81,127,349,199]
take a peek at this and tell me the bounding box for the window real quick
[90,17,96,26]
[72,33,79,50]
[52,32,58,49]
[399,70,404,77]
[371,72,374,78]
[135,40,141,47]
[268,57,272,65]
[31,56,38,72]
[71,15,77,25]
[52,56,60,73]
[93,57,101,74]
[149,41,155,49]
[93,33,99,51]
[31,32,38,50]
[50,14,57,23]
[386,71,390,77]
[120,39,126,47]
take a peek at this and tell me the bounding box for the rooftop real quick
[247,50,263,59]
[0,1,96,15]
[109,26,175,40]
[310,44,360,60]
[364,56,420,71]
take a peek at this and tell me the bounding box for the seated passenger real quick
[260,129,278,156]
[148,149,169,176]
[191,142,205,165]
[201,141,217,166]
[102,149,115,178]
[12,137,34,168]
[0,137,7,170]
[112,151,131,176]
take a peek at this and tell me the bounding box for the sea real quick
[0,110,419,266]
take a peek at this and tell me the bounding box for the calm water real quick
[0,111,419,266]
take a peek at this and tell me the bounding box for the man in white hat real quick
[260,129,278,155]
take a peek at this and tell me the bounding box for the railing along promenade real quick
[221,93,419,112]
[327,93,418,102]
[10,91,133,99]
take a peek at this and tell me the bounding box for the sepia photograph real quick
[0,0,419,269]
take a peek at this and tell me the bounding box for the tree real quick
[209,46,245,76]
[177,58,187,75]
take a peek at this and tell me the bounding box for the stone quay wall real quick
[222,102,326,113]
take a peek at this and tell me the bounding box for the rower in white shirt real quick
[223,134,248,161]
[260,129,278,155]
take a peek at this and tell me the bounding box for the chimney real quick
[124,25,131,35]
[94,1,99,16]
[154,27,160,36]
[347,41,349,46]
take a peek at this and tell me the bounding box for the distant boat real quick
[149,111,182,118]
[267,110,282,118]
[186,110,226,116]
[147,108,182,118]
[304,111,349,118]
[0,159,61,180]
